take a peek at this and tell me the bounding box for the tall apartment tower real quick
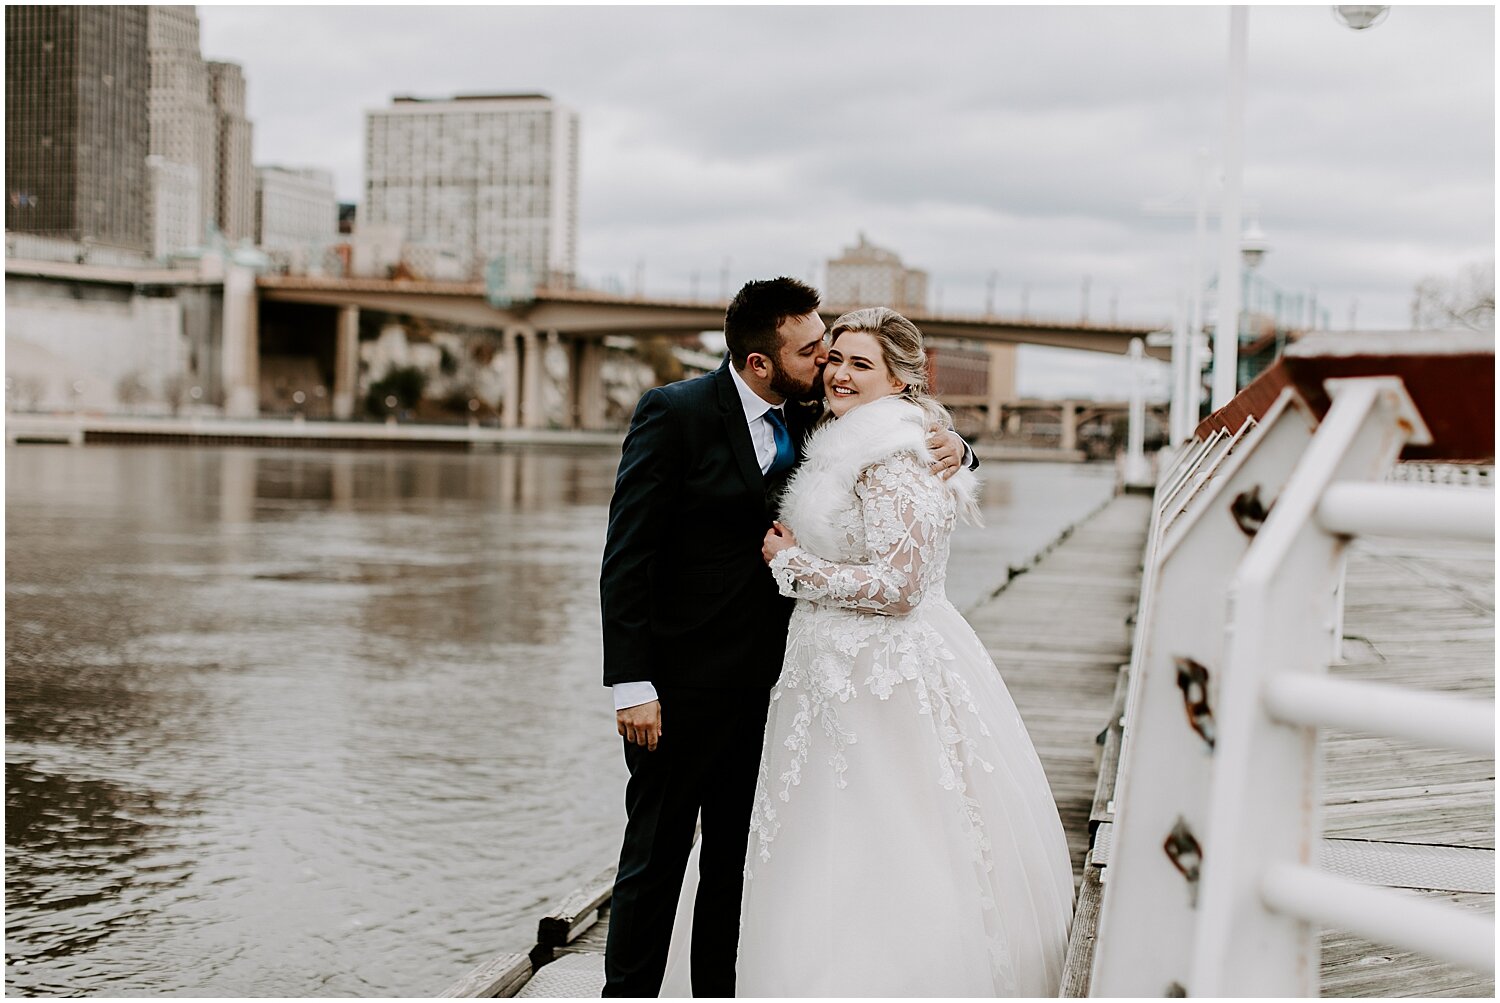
[5,5,151,252]
[364,93,579,284]
[825,233,929,312]
[146,5,216,254]
[208,60,254,242]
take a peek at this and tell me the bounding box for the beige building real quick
[147,5,216,254]
[363,93,579,285]
[824,233,928,312]
[255,166,338,252]
[208,60,255,242]
[147,155,201,259]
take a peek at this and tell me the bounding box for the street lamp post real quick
[1210,5,1386,409]
[1212,6,1249,410]
[1123,338,1153,490]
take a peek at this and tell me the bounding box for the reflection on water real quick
[6,444,1113,996]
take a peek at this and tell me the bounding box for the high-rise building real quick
[5,5,151,252]
[208,60,254,242]
[825,234,929,312]
[147,154,200,259]
[363,93,579,285]
[147,5,216,251]
[255,166,337,250]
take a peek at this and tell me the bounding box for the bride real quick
[661,307,1073,997]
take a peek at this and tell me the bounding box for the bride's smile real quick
[823,329,906,417]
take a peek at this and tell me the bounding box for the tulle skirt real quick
[661,597,1073,997]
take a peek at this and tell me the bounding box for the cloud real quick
[198,3,1495,336]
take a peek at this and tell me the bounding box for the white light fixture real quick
[1332,5,1390,30]
[1240,218,1270,270]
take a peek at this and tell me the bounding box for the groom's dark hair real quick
[724,277,821,369]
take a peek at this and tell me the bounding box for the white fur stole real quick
[778,396,981,561]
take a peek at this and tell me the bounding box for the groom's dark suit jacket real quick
[601,360,816,692]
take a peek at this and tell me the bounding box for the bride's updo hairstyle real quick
[826,307,952,430]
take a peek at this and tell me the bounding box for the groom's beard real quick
[770,363,825,404]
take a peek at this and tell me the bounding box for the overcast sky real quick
[197,4,1493,396]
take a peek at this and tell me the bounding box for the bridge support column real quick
[221,262,260,417]
[1060,401,1079,452]
[520,329,546,429]
[566,337,608,430]
[500,328,521,429]
[985,344,1018,434]
[333,305,359,420]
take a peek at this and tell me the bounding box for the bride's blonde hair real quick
[826,307,951,430]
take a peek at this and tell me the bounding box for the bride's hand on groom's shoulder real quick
[762,522,797,564]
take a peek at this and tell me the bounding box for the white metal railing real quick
[1192,377,1495,995]
[1318,481,1494,541]
[1387,461,1495,488]
[1094,389,1320,996]
[1093,374,1497,997]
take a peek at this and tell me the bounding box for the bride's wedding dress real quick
[661,395,1073,997]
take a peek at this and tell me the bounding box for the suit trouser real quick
[603,684,772,998]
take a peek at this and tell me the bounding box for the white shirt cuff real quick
[613,681,659,711]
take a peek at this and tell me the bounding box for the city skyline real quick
[196,4,1493,334]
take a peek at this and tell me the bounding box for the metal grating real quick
[517,951,606,998]
[1090,823,1493,894]
[1320,838,1494,894]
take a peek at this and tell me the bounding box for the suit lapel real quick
[714,362,767,499]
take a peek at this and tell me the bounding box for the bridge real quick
[256,275,1164,429]
[4,258,1165,428]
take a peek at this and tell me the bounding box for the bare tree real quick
[1411,260,1495,332]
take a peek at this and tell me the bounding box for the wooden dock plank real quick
[1320,891,1495,998]
[971,492,1155,888]
[1317,537,1495,995]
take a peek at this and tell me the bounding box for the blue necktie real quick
[764,407,796,478]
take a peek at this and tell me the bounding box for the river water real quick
[5,444,1114,996]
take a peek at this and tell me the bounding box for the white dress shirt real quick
[612,366,785,712]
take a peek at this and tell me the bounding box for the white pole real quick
[1124,337,1152,487]
[1212,7,1248,410]
[1186,147,1210,436]
[1171,290,1190,444]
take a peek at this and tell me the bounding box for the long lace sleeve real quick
[769,452,947,616]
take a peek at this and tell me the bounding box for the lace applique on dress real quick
[750,452,1000,884]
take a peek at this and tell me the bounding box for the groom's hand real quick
[617,700,662,751]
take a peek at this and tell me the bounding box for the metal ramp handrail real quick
[1093,371,1496,997]
[1193,377,1495,995]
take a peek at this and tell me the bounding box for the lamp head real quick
[1332,5,1390,30]
[1240,218,1270,270]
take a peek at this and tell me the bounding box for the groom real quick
[599,277,969,997]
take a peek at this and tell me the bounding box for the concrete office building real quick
[255,166,338,250]
[147,155,201,259]
[825,233,929,312]
[363,93,579,285]
[208,60,255,242]
[146,5,216,253]
[5,5,151,253]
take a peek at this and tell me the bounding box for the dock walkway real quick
[445,491,1156,997]
[1070,531,1495,997]
[446,491,1493,997]
[1315,533,1495,997]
